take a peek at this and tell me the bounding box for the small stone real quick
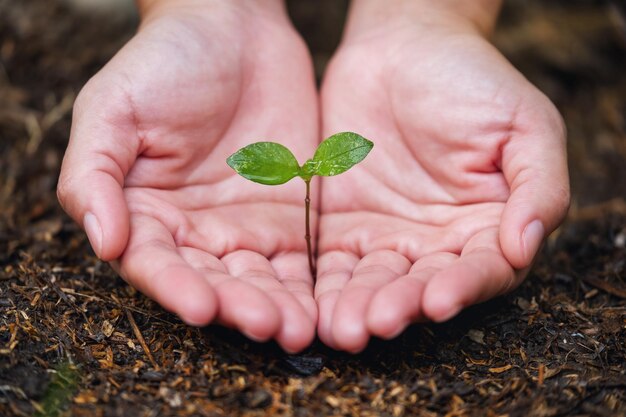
[242,388,272,409]
[283,354,324,376]
[467,329,485,345]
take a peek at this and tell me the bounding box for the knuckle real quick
[72,77,99,116]
[73,72,129,119]
[549,107,567,144]
[540,96,567,143]
[555,112,567,141]
[56,173,76,209]
[554,184,571,214]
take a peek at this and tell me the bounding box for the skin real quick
[57,0,319,353]
[316,0,570,352]
[58,0,569,353]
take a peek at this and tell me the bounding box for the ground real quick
[1,1,625,416]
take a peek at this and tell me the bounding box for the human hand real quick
[315,0,569,352]
[57,0,319,352]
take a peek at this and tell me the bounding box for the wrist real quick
[344,0,502,41]
[136,0,287,25]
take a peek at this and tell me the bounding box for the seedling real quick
[227,132,373,277]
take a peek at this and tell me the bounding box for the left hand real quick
[315,2,569,352]
[57,0,320,353]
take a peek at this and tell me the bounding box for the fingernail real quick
[387,320,409,339]
[182,317,211,328]
[83,212,102,258]
[522,219,544,262]
[244,330,270,343]
[436,304,462,323]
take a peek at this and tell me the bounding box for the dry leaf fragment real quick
[101,319,114,338]
[325,395,340,408]
[489,364,513,373]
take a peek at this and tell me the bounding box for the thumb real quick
[499,97,570,269]
[57,82,139,261]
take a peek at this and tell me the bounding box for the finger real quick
[366,252,458,339]
[119,215,218,326]
[222,250,314,352]
[421,227,516,322]
[331,250,411,353]
[499,98,570,269]
[177,246,228,275]
[270,252,317,352]
[173,250,270,343]
[270,252,317,323]
[314,251,360,349]
[57,82,139,260]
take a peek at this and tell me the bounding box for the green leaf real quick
[309,132,373,177]
[227,142,300,185]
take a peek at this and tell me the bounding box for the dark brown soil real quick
[1,1,625,416]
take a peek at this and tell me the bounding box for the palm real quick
[97,11,319,352]
[317,28,556,351]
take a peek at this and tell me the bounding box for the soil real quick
[1,1,625,416]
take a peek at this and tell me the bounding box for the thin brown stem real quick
[304,179,316,277]
[125,308,159,369]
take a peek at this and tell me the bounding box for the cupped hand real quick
[57,1,319,352]
[316,12,569,352]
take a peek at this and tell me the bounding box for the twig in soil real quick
[79,280,178,325]
[582,276,626,299]
[40,275,95,335]
[537,363,545,385]
[125,308,159,369]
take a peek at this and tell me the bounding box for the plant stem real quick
[304,179,316,277]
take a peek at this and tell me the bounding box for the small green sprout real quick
[227,132,374,276]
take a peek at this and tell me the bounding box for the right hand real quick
[57,0,320,353]
[315,0,569,352]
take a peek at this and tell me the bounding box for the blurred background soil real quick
[1,1,625,416]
